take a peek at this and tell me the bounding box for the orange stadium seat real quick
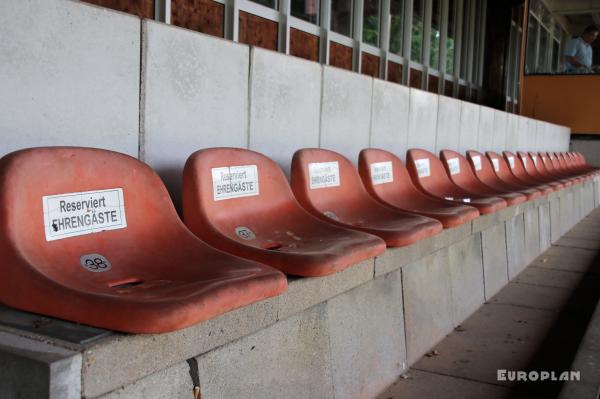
[0,147,287,333]
[182,148,386,277]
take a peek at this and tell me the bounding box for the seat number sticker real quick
[522,157,528,168]
[414,159,431,178]
[532,155,537,166]
[80,254,112,273]
[492,158,500,172]
[447,157,460,175]
[508,156,515,169]
[212,165,259,201]
[43,189,127,242]
[472,155,482,171]
[370,161,393,185]
[308,162,340,189]
[235,226,256,240]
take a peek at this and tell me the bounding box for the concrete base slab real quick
[481,223,509,300]
[524,207,541,264]
[402,249,454,365]
[448,235,485,326]
[538,203,551,252]
[532,246,599,274]
[196,304,334,399]
[326,271,406,399]
[412,303,558,387]
[375,369,512,399]
[489,282,573,313]
[0,331,81,399]
[554,236,600,251]
[550,197,561,243]
[514,266,589,290]
[506,214,527,279]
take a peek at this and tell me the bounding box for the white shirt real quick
[564,37,593,71]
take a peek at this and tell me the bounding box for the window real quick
[459,0,471,79]
[411,0,424,62]
[525,15,538,74]
[331,0,353,36]
[291,0,320,24]
[446,0,455,73]
[250,0,277,9]
[389,0,404,54]
[429,0,441,69]
[363,0,381,46]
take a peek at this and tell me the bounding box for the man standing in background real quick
[564,25,599,72]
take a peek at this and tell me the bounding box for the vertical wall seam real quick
[138,19,145,161]
[367,78,375,146]
[318,66,325,148]
[246,47,253,149]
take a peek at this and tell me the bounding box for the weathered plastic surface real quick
[466,150,541,201]
[502,151,555,195]
[516,152,565,190]
[529,152,573,187]
[554,153,585,183]
[0,147,288,334]
[182,148,386,277]
[557,153,591,181]
[486,151,548,197]
[406,149,507,214]
[290,148,443,247]
[440,149,527,206]
[358,148,479,228]
[540,152,580,184]
[571,152,600,176]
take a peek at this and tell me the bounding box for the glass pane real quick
[389,0,404,54]
[291,0,320,24]
[411,0,424,62]
[552,39,559,72]
[538,26,548,72]
[331,0,353,36]
[446,0,455,73]
[429,0,441,68]
[525,15,538,74]
[363,0,381,46]
[250,0,277,9]
[460,0,470,79]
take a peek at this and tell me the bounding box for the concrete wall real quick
[0,0,572,208]
[571,137,600,167]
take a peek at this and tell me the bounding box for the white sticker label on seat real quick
[43,188,127,242]
[492,158,500,172]
[447,157,460,175]
[463,198,471,203]
[414,158,431,178]
[308,162,340,189]
[472,155,482,171]
[370,161,393,185]
[508,156,515,169]
[532,155,537,166]
[522,157,528,168]
[212,165,259,201]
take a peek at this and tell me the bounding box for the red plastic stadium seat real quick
[516,152,565,190]
[554,153,585,183]
[529,152,573,187]
[0,147,287,334]
[572,152,600,176]
[557,152,591,181]
[485,151,548,196]
[540,152,580,184]
[358,148,479,228]
[501,151,554,195]
[406,149,507,214]
[440,149,527,206]
[466,150,541,201]
[182,148,385,277]
[291,148,443,247]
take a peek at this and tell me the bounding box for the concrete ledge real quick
[0,331,81,399]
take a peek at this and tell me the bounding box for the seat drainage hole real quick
[262,242,283,250]
[110,279,144,289]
